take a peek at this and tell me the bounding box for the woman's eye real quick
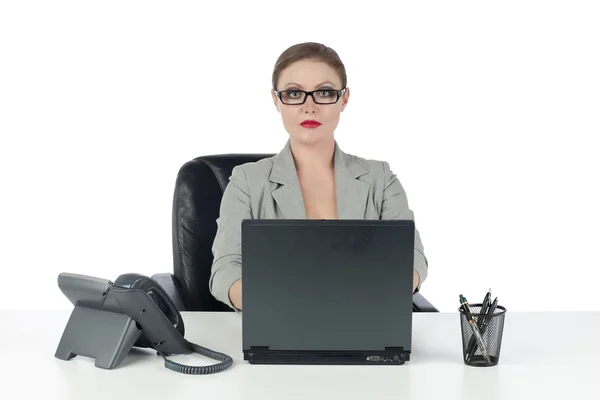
[289,91,301,97]
[318,90,332,97]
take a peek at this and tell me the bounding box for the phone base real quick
[54,305,142,369]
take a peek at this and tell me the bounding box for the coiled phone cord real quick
[157,339,233,375]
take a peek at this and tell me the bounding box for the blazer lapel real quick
[269,139,370,220]
[334,142,370,219]
[269,140,307,219]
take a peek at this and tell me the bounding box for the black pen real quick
[480,297,498,333]
[459,294,491,363]
[467,296,498,362]
[479,289,491,326]
[466,289,491,360]
[483,289,491,311]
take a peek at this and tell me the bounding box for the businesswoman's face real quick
[272,59,349,146]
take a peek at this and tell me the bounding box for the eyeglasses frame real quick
[273,87,347,105]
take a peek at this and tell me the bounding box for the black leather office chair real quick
[153,154,439,313]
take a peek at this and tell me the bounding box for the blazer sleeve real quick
[379,161,429,292]
[209,165,252,310]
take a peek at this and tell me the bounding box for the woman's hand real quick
[413,270,419,293]
[228,279,243,310]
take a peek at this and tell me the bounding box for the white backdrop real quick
[1,1,599,313]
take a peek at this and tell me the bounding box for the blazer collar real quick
[269,139,370,219]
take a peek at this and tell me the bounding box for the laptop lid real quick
[241,219,415,354]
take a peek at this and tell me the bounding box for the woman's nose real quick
[302,95,317,113]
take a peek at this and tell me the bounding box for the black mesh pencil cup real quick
[459,303,506,367]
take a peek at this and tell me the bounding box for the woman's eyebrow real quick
[284,81,335,89]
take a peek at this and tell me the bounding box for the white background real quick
[1,1,599,313]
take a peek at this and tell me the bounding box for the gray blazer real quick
[209,139,428,310]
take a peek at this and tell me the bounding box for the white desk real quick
[2,310,599,399]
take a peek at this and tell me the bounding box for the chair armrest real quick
[413,292,438,312]
[151,273,186,311]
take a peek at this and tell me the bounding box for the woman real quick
[209,42,428,311]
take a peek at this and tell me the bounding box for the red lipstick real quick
[301,119,321,128]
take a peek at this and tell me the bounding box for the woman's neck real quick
[289,138,335,172]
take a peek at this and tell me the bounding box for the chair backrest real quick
[171,154,274,311]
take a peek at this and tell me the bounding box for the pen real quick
[480,297,498,334]
[481,288,491,318]
[460,294,492,363]
[469,297,498,362]
[465,289,491,360]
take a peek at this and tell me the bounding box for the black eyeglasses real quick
[274,88,346,105]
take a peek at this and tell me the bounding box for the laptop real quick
[240,219,415,365]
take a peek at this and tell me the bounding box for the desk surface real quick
[2,310,599,399]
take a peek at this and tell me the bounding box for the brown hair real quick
[272,42,347,90]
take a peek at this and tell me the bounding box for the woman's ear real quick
[341,87,350,112]
[271,89,281,112]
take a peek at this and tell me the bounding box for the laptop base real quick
[244,347,410,365]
